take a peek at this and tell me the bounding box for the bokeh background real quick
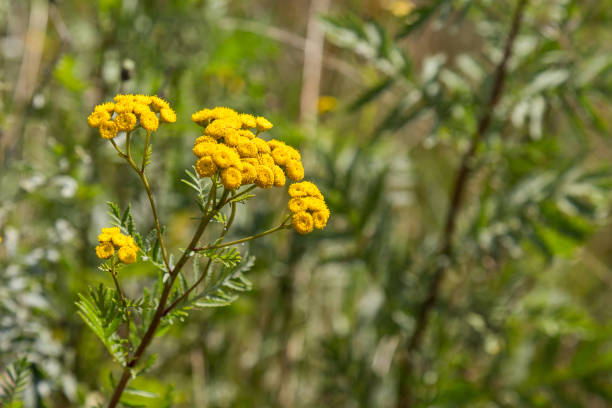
[1,0,612,406]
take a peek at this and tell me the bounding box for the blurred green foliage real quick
[1,0,611,407]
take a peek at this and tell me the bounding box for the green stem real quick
[141,130,151,171]
[106,188,229,408]
[163,195,238,316]
[195,214,291,252]
[109,259,131,350]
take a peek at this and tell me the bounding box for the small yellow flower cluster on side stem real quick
[288,182,330,234]
[87,94,176,139]
[95,227,139,264]
[191,106,304,190]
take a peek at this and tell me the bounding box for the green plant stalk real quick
[106,187,229,408]
[109,258,131,348]
[194,214,292,252]
[111,136,171,272]
[162,198,238,316]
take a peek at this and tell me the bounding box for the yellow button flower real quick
[285,159,304,181]
[160,107,177,123]
[239,113,257,129]
[88,110,110,128]
[99,120,119,139]
[292,211,314,234]
[115,113,137,132]
[95,242,115,259]
[140,111,159,131]
[255,165,274,188]
[256,116,273,132]
[196,156,218,177]
[240,161,257,184]
[273,165,286,187]
[118,246,137,264]
[221,167,243,190]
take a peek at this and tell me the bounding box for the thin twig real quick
[396,1,529,406]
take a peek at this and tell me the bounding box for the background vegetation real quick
[1,0,611,406]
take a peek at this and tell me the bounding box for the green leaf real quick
[348,77,395,112]
[190,255,254,309]
[76,284,128,366]
[0,358,29,406]
[396,0,448,39]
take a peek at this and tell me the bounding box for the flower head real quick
[115,113,137,132]
[99,121,119,139]
[95,242,115,259]
[140,112,159,131]
[118,246,137,264]
[221,167,243,190]
[287,181,329,233]
[292,211,314,234]
[256,116,273,132]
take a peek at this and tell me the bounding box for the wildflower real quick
[95,102,115,113]
[271,147,290,166]
[101,227,121,235]
[237,140,258,158]
[273,165,286,187]
[292,211,314,234]
[111,233,129,248]
[258,153,275,169]
[133,103,151,115]
[223,130,242,146]
[289,197,308,213]
[317,95,338,114]
[118,246,137,264]
[285,159,304,181]
[95,242,115,259]
[196,156,218,177]
[306,196,326,211]
[240,162,257,184]
[99,121,119,139]
[134,94,152,105]
[205,118,242,138]
[239,113,257,129]
[98,232,113,243]
[210,106,239,120]
[115,113,137,132]
[255,165,274,188]
[160,107,177,123]
[140,112,159,131]
[150,96,170,111]
[114,102,134,114]
[287,181,329,233]
[252,137,271,153]
[268,139,286,150]
[194,135,217,146]
[193,142,218,158]
[237,129,255,140]
[312,208,330,229]
[88,110,110,128]
[256,116,273,132]
[221,167,243,190]
[213,146,240,169]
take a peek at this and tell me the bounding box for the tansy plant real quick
[81,95,329,407]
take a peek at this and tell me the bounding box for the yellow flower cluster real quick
[191,106,304,190]
[95,227,139,264]
[87,94,177,139]
[288,182,330,234]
